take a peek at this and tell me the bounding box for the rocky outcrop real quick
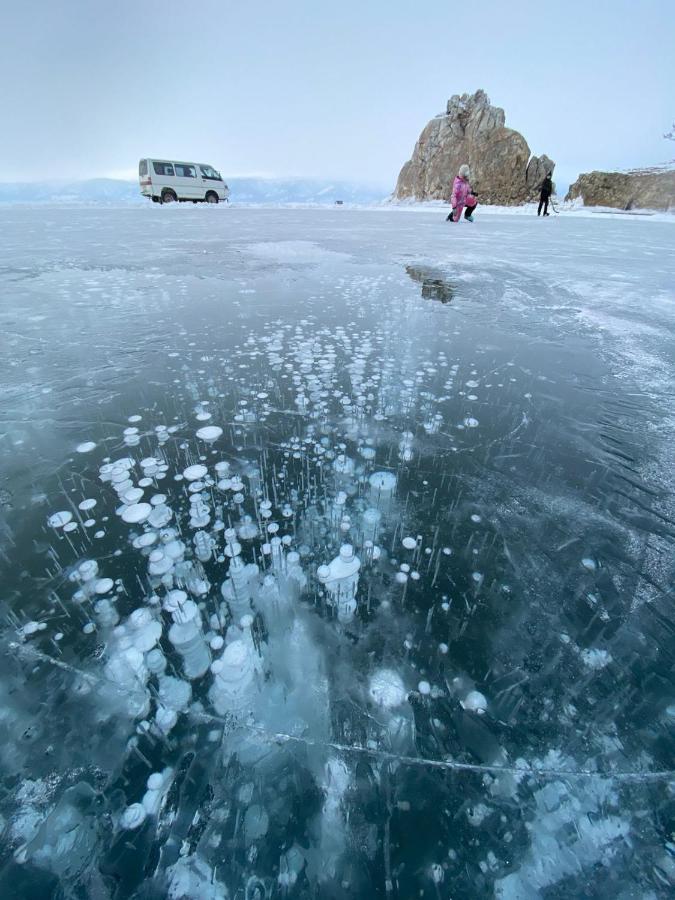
[565,167,675,210]
[394,90,554,205]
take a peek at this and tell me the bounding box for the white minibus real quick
[138,159,229,204]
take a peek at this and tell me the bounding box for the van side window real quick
[139,160,148,176]
[200,165,221,180]
[175,164,196,178]
[153,161,175,176]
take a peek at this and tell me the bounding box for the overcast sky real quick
[2,0,673,191]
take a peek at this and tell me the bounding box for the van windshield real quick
[200,165,222,180]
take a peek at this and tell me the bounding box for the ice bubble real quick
[63,521,78,532]
[146,648,167,677]
[120,803,147,830]
[401,536,417,550]
[196,425,223,442]
[461,690,488,714]
[581,557,597,571]
[148,549,173,576]
[121,502,152,524]
[418,680,431,695]
[580,648,611,669]
[78,498,96,511]
[155,706,178,734]
[466,803,490,826]
[463,417,479,428]
[431,863,444,884]
[183,464,208,482]
[94,578,114,594]
[134,532,158,549]
[149,505,173,529]
[369,669,406,709]
[78,560,99,581]
[76,441,97,453]
[123,487,144,504]
[48,511,73,528]
[369,471,397,493]
[147,772,164,791]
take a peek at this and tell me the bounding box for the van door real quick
[152,161,176,200]
[173,163,199,199]
[199,164,224,200]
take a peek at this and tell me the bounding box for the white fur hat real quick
[458,164,471,179]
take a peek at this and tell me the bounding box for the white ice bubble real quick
[120,803,147,830]
[402,536,417,550]
[369,471,397,493]
[94,578,114,594]
[196,425,223,442]
[121,502,152,524]
[48,511,73,528]
[76,441,97,453]
[368,669,406,709]
[461,690,488,714]
[183,464,208,481]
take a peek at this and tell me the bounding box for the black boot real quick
[446,211,454,222]
[465,203,477,220]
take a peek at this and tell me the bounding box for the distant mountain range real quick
[0,177,390,205]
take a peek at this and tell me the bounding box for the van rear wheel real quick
[161,189,177,204]
[205,191,219,204]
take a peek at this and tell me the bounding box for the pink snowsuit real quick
[450,175,477,220]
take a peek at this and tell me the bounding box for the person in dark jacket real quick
[538,173,553,216]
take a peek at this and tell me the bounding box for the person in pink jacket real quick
[446,164,478,222]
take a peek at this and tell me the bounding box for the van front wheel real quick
[205,191,219,204]
[161,189,177,204]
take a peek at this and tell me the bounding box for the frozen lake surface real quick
[1,206,674,899]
